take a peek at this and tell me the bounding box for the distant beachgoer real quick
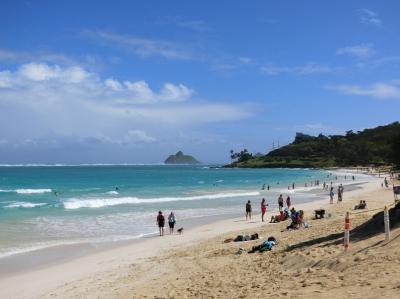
[267,185,270,191]
[261,198,268,222]
[156,211,165,236]
[338,184,344,202]
[246,200,252,220]
[286,196,291,209]
[168,212,176,234]
[354,200,367,210]
[278,194,284,211]
[384,177,389,188]
[352,176,355,181]
[329,187,334,204]
[292,183,295,190]
[115,186,119,191]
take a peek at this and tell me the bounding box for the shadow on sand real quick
[286,202,400,252]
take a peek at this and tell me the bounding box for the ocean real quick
[0,165,354,258]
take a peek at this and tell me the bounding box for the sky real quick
[0,1,399,164]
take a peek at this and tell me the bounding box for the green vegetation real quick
[227,122,400,168]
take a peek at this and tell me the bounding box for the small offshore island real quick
[164,151,201,164]
[226,122,400,169]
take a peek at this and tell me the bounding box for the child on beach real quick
[261,198,268,222]
[168,212,176,234]
[156,211,165,236]
[246,200,252,220]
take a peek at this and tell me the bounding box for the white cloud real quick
[16,63,91,83]
[125,130,156,143]
[104,78,123,91]
[0,62,250,148]
[0,48,78,65]
[261,62,332,75]
[358,8,382,26]
[82,30,193,60]
[177,20,211,32]
[331,81,400,99]
[336,44,375,58]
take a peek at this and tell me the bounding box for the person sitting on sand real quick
[286,208,300,230]
[354,200,367,210]
[156,211,165,236]
[296,210,305,228]
[168,211,176,234]
[270,210,289,223]
[246,200,252,220]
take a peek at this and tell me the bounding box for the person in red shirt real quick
[261,198,268,222]
[156,211,165,236]
[286,196,291,209]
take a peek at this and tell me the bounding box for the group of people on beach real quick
[329,184,344,204]
[246,194,292,222]
[156,211,177,236]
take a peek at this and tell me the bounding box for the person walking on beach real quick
[278,194,284,211]
[329,187,334,204]
[286,196,291,209]
[156,211,165,236]
[168,211,176,234]
[246,200,252,220]
[261,198,268,222]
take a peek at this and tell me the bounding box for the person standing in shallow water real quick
[246,200,252,220]
[261,198,268,222]
[156,211,165,236]
[168,211,176,234]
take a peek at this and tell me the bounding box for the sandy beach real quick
[0,172,399,299]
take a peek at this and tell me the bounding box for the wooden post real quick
[344,212,350,251]
[384,206,390,241]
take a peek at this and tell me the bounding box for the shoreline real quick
[0,169,372,271]
[0,170,384,298]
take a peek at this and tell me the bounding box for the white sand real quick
[0,174,393,298]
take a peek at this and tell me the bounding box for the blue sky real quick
[0,1,399,164]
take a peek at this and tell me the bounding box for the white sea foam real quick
[64,191,260,210]
[15,189,52,194]
[0,188,52,194]
[4,202,47,208]
[106,191,119,195]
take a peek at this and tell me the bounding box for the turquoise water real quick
[0,165,331,257]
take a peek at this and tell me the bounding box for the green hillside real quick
[227,122,400,168]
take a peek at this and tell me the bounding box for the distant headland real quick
[164,151,201,165]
